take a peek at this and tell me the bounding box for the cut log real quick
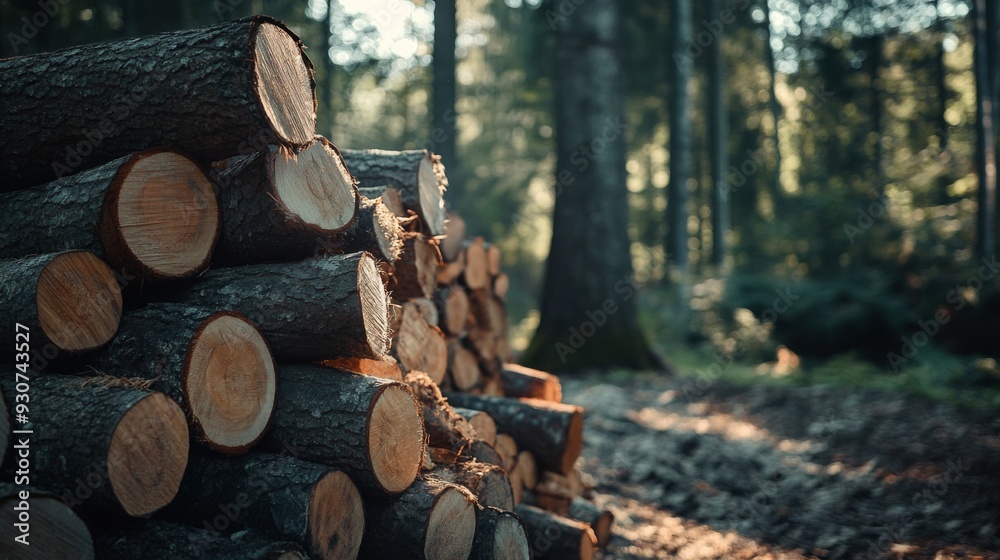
[324,195,403,264]
[522,490,570,516]
[568,498,614,549]
[358,185,407,218]
[535,469,583,499]
[463,237,490,290]
[393,301,448,383]
[516,451,539,489]
[405,371,477,454]
[465,439,504,468]
[340,149,447,236]
[0,149,218,281]
[391,234,441,300]
[262,365,424,495]
[435,286,469,336]
[94,520,307,560]
[442,394,584,475]
[493,273,510,300]
[472,506,530,560]
[323,356,403,382]
[0,374,188,516]
[0,483,95,560]
[1,251,122,358]
[174,252,388,361]
[168,453,364,560]
[448,341,482,391]
[408,297,440,326]
[0,15,316,190]
[0,388,8,467]
[213,138,357,264]
[510,462,525,505]
[91,304,276,454]
[453,407,496,446]
[514,505,597,560]
[440,213,467,262]
[485,243,502,277]
[431,461,514,510]
[501,364,563,403]
[437,249,465,286]
[361,476,477,560]
[495,434,520,473]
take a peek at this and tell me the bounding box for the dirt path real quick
[562,374,1000,559]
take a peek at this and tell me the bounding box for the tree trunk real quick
[430,460,514,510]
[453,407,496,446]
[90,304,276,454]
[324,196,403,265]
[94,520,307,560]
[0,374,188,516]
[340,149,448,236]
[763,0,783,203]
[870,34,885,189]
[0,16,316,190]
[167,453,364,560]
[472,506,530,560]
[435,286,470,336]
[442,393,583,475]
[405,371,477,454]
[523,0,660,371]
[360,476,477,560]
[393,300,448,382]
[391,233,441,300]
[667,0,693,273]
[975,0,997,258]
[261,365,424,496]
[173,252,388,361]
[0,149,218,281]
[936,0,949,150]
[213,138,357,265]
[501,363,563,402]
[568,498,614,549]
[0,483,95,560]
[514,504,597,560]
[432,0,458,172]
[1,251,122,359]
[708,0,729,269]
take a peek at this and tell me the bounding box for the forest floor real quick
[562,372,1000,559]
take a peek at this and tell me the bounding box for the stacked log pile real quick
[0,15,610,560]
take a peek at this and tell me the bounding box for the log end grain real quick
[491,510,530,560]
[252,21,316,146]
[107,391,189,516]
[448,344,481,391]
[369,384,425,494]
[463,238,489,290]
[185,311,276,453]
[440,213,466,263]
[101,150,218,280]
[273,139,357,233]
[425,484,478,560]
[394,302,447,383]
[416,155,447,236]
[454,407,496,446]
[309,469,365,560]
[501,363,563,403]
[36,251,122,353]
[0,493,94,560]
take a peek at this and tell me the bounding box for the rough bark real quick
[93,520,307,560]
[465,439,504,468]
[0,149,218,281]
[405,371,477,454]
[341,149,448,236]
[360,476,477,560]
[471,506,530,560]
[568,498,613,549]
[90,304,276,454]
[514,504,597,560]
[325,195,403,264]
[0,373,188,516]
[0,483,95,560]
[391,233,442,301]
[166,452,364,560]
[1,251,122,359]
[323,356,404,381]
[172,252,388,361]
[213,138,358,265]
[262,365,424,496]
[431,461,514,510]
[443,393,584,475]
[501,364,562,403]
[0,15,316,190]
[453,407,497,446]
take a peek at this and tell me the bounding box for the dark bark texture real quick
[94,520,307,560]
[172,253,387,361]
[324,196,403,264]
[431,461,514,510]
[471,506,528,560]
[405,371,477,453]
[514,504,597,560]
[261,365,422,496]
[443,393,583,475]
[0,15,316,190]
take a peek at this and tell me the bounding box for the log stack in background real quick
[0,14,611,560]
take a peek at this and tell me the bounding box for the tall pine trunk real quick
[667,0,693,276]
[521,0,662,372]
[974,0,997,258]
[763,0,782,206]
[708,0,729,271]
[433,0,458,172]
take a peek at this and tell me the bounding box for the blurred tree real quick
[432,0,457,171]
[522,0,661,372]
[973,0,996,257]
[667,0,692,282]
[708,0,729,270]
